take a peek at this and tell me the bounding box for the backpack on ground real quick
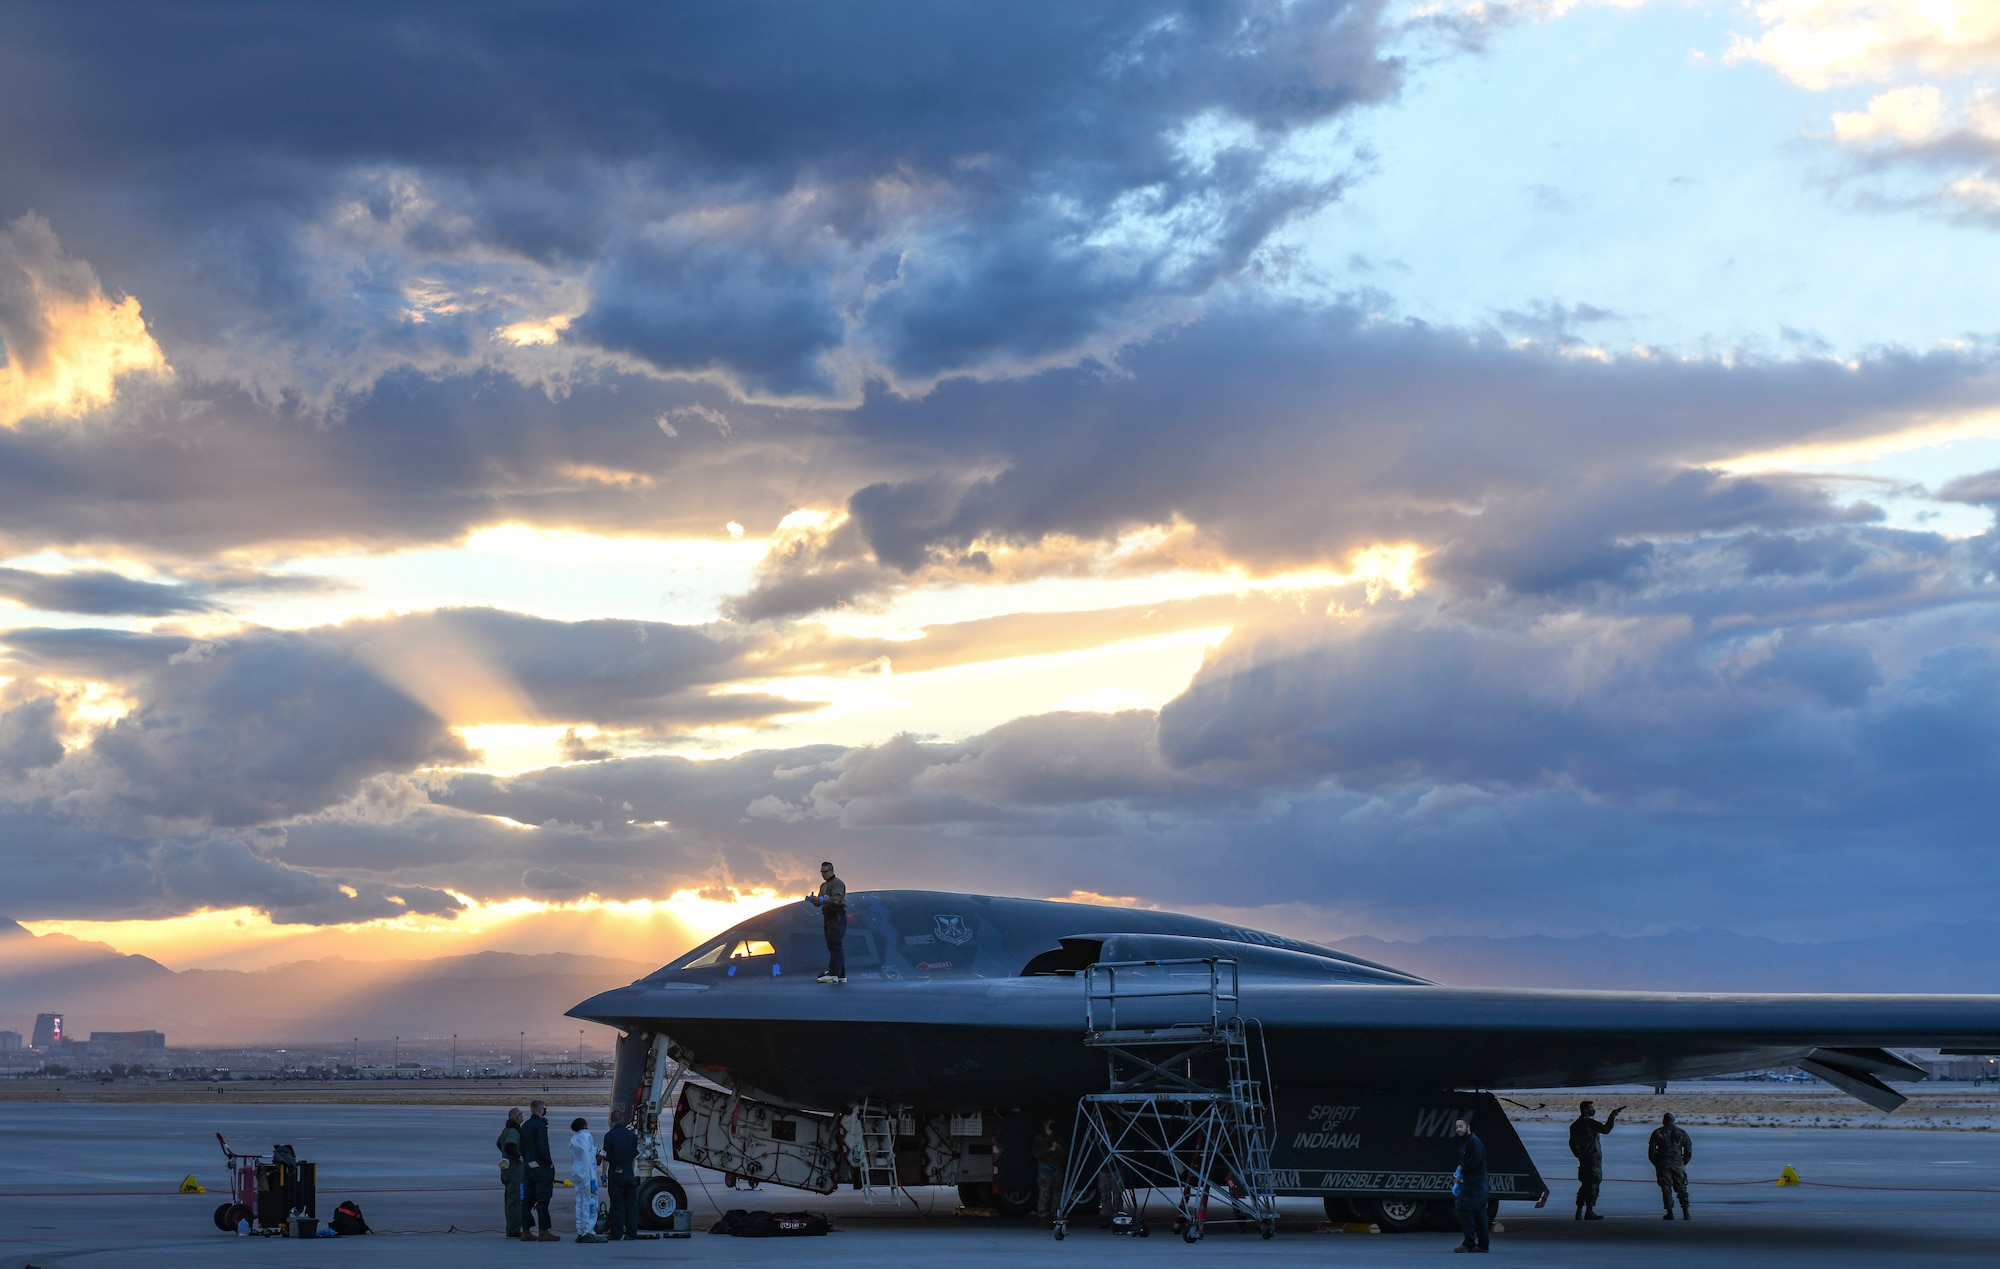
[329,1200,370,1235]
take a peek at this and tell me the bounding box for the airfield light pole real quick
[519,1031,525,1070]
[393,1035,399,1068]
[451,1034,457,1076]
[351,1037,358,1069]
[578,1029,584,1067]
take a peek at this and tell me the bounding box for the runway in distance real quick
[571,891,2000,1231]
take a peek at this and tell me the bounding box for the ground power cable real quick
[1603,1176,2000,1194]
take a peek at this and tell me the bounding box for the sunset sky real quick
[3,0,1999,973]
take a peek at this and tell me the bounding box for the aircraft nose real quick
[567,984,657,1026]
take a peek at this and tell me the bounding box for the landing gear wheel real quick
[958,1182,992,1210]
[637,1176,688,1230]
[1322,1196,1360,1223]
[1369,1195,1426,1233]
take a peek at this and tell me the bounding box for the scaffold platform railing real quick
[1054,957,1277,1243]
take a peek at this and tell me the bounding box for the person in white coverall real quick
[568,1117,600,1240]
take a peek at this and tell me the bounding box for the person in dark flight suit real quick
[1452,1118,1489,1253]
[519,1099,558,1241]
[602,1111,641,1240]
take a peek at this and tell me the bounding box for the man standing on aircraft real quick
[807,861,848,983]
[1568,1100,1622,1220]
[1647,1112,1693,1220]
[520,1099,558,1241]
[1452,1118,1489,1253]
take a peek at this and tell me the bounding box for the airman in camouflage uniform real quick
[1567,1100,1621,1219]
[1647,1112,1693,1220]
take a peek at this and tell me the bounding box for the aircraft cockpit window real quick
[682,941,729,970]
[682,938,776,969]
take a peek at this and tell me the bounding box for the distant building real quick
[89,1030,166,1050]
[1920,1054,1999,1081]
[31,1013,62,1049]
[0,1031,21,1051]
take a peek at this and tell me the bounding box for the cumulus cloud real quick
[1725,0,2000,91]
[0,2,1400,409]
[3,1,2000,948]
[0,215,169,428]
[1829,85,2000,225]
[3,627,471,832]
[723,306,2000,617]
[0,688,64,774]
[0,608,806,835]
[3,527,1999,933]
[400,575,2000,934]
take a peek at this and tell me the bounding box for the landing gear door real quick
[672,1083,841,1194]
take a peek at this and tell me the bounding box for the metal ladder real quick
[1054,957,1278,1243]
[852,1099,900,1204]
[1223,1015,1276,1212]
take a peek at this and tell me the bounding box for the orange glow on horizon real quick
[19,887,797,972]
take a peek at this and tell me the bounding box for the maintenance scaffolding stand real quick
[1053,957,1278,1243]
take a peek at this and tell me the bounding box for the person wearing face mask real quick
[602,1111,642,1241]
[520,1099,558,1241]
[569,1116,602,1241]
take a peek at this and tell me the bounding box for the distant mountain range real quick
[7,917,1999,1050]
[0,920,651,1049]
[1331,923,2000,993]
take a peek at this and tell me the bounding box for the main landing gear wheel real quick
[637,1176,688,1230]
[958,1182,991,1210]
[1369,1195,1426,1233]
[994,1186,1036,1217]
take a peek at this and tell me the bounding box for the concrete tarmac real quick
[3,1101,1998,1266]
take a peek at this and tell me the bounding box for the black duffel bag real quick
[709,1208,830,1237]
